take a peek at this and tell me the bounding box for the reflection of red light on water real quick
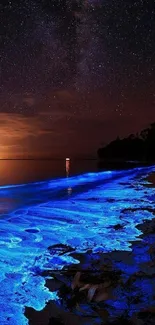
[66,158,70,177]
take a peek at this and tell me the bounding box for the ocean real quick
[0,162,155,325]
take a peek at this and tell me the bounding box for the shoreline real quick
[25,172,155,325]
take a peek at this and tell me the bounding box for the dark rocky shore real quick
[25,173,155,325]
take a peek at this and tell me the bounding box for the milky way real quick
[0,1,155,157]
[1,0,154,93]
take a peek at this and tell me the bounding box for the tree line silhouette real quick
[98,122,155,162]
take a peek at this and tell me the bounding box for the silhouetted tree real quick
[98,122,155,162]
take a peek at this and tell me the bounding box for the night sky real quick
[0,0,155,158]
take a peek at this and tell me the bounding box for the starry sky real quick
[0,0,155,158]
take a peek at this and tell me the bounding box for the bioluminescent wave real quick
[0,167,155,324]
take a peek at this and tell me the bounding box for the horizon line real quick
[0,158,98,161]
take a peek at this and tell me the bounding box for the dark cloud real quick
[0,87,154,158]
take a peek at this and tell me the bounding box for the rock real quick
[48,317,63,325]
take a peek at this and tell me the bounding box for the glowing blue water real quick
[0,166,155,324]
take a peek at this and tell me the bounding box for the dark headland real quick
[97,122,155,170]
